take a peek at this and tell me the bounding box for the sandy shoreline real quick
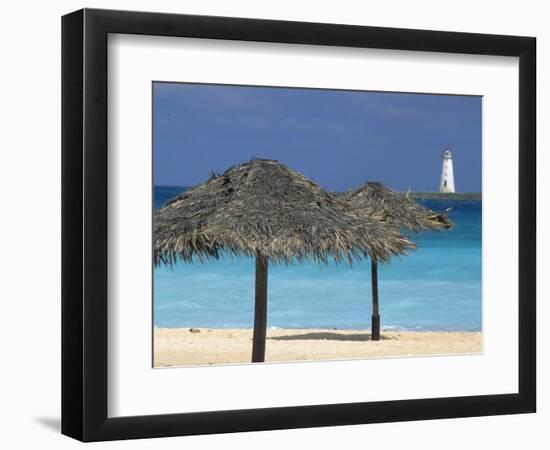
[154,328,482,367]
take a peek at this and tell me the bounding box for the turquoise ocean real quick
[154,186,482,331]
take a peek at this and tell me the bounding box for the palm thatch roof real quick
[154,160,414,266]
[343,182,453,232]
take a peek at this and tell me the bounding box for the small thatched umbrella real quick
[154,160,414,362]
[344,181,452,340]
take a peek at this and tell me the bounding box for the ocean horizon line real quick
[153,184,481,195]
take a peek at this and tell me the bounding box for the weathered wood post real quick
[371,259,380,341]
[252,255,268,362]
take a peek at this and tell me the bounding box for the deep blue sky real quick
[153,82,481,192]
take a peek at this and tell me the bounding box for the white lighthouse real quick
[439,147,455,193]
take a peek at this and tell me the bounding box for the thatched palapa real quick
[344,182,452,232]
[154,160,415,362]
[343,181,453,341]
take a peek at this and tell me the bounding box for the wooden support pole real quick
[251,255,268,362]
[371,259,381,341]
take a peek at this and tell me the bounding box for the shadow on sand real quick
[268,332,394,342]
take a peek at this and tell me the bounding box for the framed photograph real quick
[61,8,536,442]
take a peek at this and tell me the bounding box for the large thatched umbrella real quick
[154,160,414,362]
[344,182,452,341]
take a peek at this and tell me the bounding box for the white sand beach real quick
[154,327,482,367]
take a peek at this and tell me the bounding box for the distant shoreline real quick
[407,192,482,201]
[332,190,482,201]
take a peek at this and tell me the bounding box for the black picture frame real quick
[61,8,536,442]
